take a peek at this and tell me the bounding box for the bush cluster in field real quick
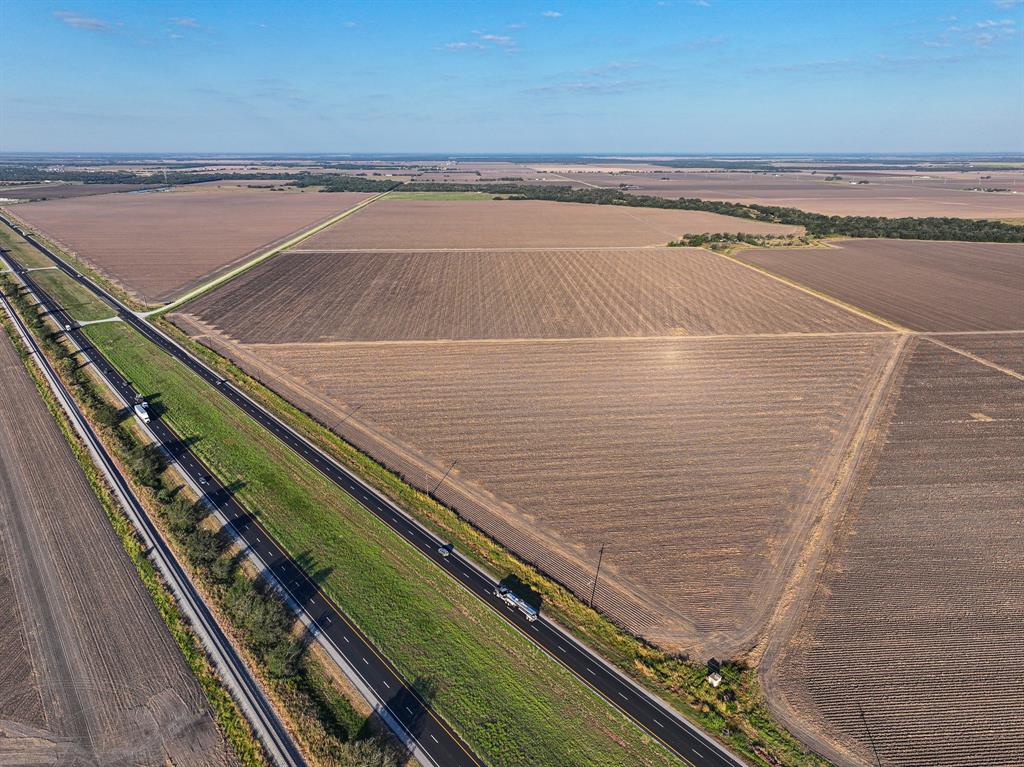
[668,232,816,250]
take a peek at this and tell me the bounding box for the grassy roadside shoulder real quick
[0,272,403,767]
[157,315,832,767]
[0,284,267,767]
[84,318,684,767]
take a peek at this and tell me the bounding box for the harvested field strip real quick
[928,331,1024,374]
[201,331,900,653]
[0,327,234,766]
[180,247,881,344]
[298,199,801,250]
[7,189,374,303]
[769,337,1024,767]
[81,319,684,767]
[742,239,1024,332]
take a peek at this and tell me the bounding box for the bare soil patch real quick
[179,247,881,344]
[742,239,1024,332]
[298,199,800,250]
[764,336,1024,766]
[556,170,1024,219]
[0,332,235,766]
[5,187,373,303]
[176,327,899,655]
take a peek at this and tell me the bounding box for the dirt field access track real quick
[298,198,800,250]
[182,247,880,344]
[765,336,1024,767]
[5,186,372,303]
[0,331,234,765]
[742,239,1024,332]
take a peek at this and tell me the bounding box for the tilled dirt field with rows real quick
[0,331,235,766]
[297,198,801,250]
[172,324,899,654]
[5,186,372,303]
[742,239,1024,332]
[764,336,1024,767]
[180,247,882,344]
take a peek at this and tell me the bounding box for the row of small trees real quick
[402,181,1024,242]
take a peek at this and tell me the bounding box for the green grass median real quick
[83,319,681,767]
[31,268,118,322]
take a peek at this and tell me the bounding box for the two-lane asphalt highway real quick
[3,213,747,767]
[2,242,479,767]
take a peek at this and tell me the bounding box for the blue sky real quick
[2,0,1021,153]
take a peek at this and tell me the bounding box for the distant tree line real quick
[403,182,1024,242]
[288,174,401,193]
[0,165,403,194]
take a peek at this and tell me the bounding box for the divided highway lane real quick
[0,270,306,767]
[4,252,479,767]
[4,215,747,767]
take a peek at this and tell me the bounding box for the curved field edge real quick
[0,301,267,767]
[81,319,686,767]
[154,314,834,767]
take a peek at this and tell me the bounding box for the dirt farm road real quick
[3,215,749,767]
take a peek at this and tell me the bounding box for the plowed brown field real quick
[553,170,1024,219]
[180,247,881,344]
[0,332,235,766]
[171,326,899,653]
[765,336,1024,766]
[743,239,1024,332]
[5,186,372,303]
[297,198,800,250]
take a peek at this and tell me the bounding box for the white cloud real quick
[444,41,485,50]
[344,21,358,28]
[478,33,514,45]
[53,10,116,31]
[170,17,201,28]
[542,10,562,18]
[994,0,1022,9]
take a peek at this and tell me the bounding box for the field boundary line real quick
[148,190,391,317]
[923,336,1024,381]
[713,250,911,333]
[754,333,912,767]
[287,245,671,252]
[236,330,900,350]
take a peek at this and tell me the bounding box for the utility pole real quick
[432,460,457,494]
[858,702,883,767]
[589,543,606,609]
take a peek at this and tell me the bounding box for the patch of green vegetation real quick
[156,315,834,767]
[383,191,498,200]
[30,268,117,322]
[82,318,684,767]
[0,224,53,268]
[2,273,399,767]
[0,298,267,767]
